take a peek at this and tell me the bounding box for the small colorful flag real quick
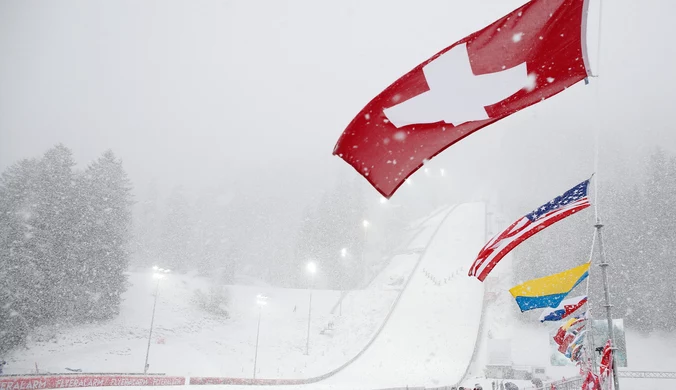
[554,316,587,345]
[600,339,613,379]
[469,179,591,281]
[565,329,587,358]
[539,295,588,322]
[582,370,601,390]
[509,262,590,312]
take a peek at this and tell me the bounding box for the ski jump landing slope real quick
[323,202,486,389]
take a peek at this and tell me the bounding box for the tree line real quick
[0,145,133,353]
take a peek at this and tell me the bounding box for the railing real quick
[618,370,676,379]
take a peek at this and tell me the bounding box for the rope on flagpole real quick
[592,0,604,221]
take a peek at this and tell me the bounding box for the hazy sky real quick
[2,0,676,205]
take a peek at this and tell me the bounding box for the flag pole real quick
[584,229,599,376]
[594,218,620,390]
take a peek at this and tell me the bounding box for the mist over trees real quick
[128,162,459,291]
[512,147,676,333]
[0,145,133,353]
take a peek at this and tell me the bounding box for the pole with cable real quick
[144,266,170,373]
[595,220,620,390]
[305,261,317,355]
[253,294,267,378]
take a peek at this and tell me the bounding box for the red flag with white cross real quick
[333,0,592,198]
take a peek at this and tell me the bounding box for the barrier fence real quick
[0,375,186,390]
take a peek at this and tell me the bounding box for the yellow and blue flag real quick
[509,262,590,312]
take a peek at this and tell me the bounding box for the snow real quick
[6,205,474,381]
[461,227,676,390]
[57,203,486,390]
[5,270,394,379]
[8,202,674,390]
[319,202,486,389]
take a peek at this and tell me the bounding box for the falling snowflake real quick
[512,32,524,42]
[524,73,537,92]
[547,77,555,83]
[393,131,406,141]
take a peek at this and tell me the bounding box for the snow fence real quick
[0,374,186,390]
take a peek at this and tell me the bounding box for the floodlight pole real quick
[253,305,262,378]
[595,219,620,390]
[305,278,314,355]
[144,279,160,374]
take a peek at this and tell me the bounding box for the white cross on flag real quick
[333,0,592,198]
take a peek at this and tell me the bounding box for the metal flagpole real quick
[585,229,599,376]
[595,218,620,390]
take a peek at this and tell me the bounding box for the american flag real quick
[469,179,591,281]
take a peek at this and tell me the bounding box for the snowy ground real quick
[70,202,488,390]
[6,202,675,390]
[3,205,456,381]
[320,202,486,389]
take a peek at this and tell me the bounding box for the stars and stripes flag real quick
[469,178,592,281]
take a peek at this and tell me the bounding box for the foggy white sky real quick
[2,0,676,206]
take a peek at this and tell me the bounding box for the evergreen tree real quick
[73,150,133,319]
[31,145,79,321]
[293,178,366,289]
[0,159,42,352]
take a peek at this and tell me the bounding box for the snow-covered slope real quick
[322,202,486,389]
[4,205,455,380]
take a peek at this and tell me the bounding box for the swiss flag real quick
[333,0,592,198]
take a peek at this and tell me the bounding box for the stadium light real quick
[144,266,170,373]
[253,294,268,378]
[305,262,317,355]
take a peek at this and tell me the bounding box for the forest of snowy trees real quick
[131,173,418,291]
[7,143,674,355]
[513,148,676,333]
[0,145,133,353]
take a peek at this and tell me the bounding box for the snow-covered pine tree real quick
[0,158,42,352]
[73,150,133,320]
[31,144,80,322]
